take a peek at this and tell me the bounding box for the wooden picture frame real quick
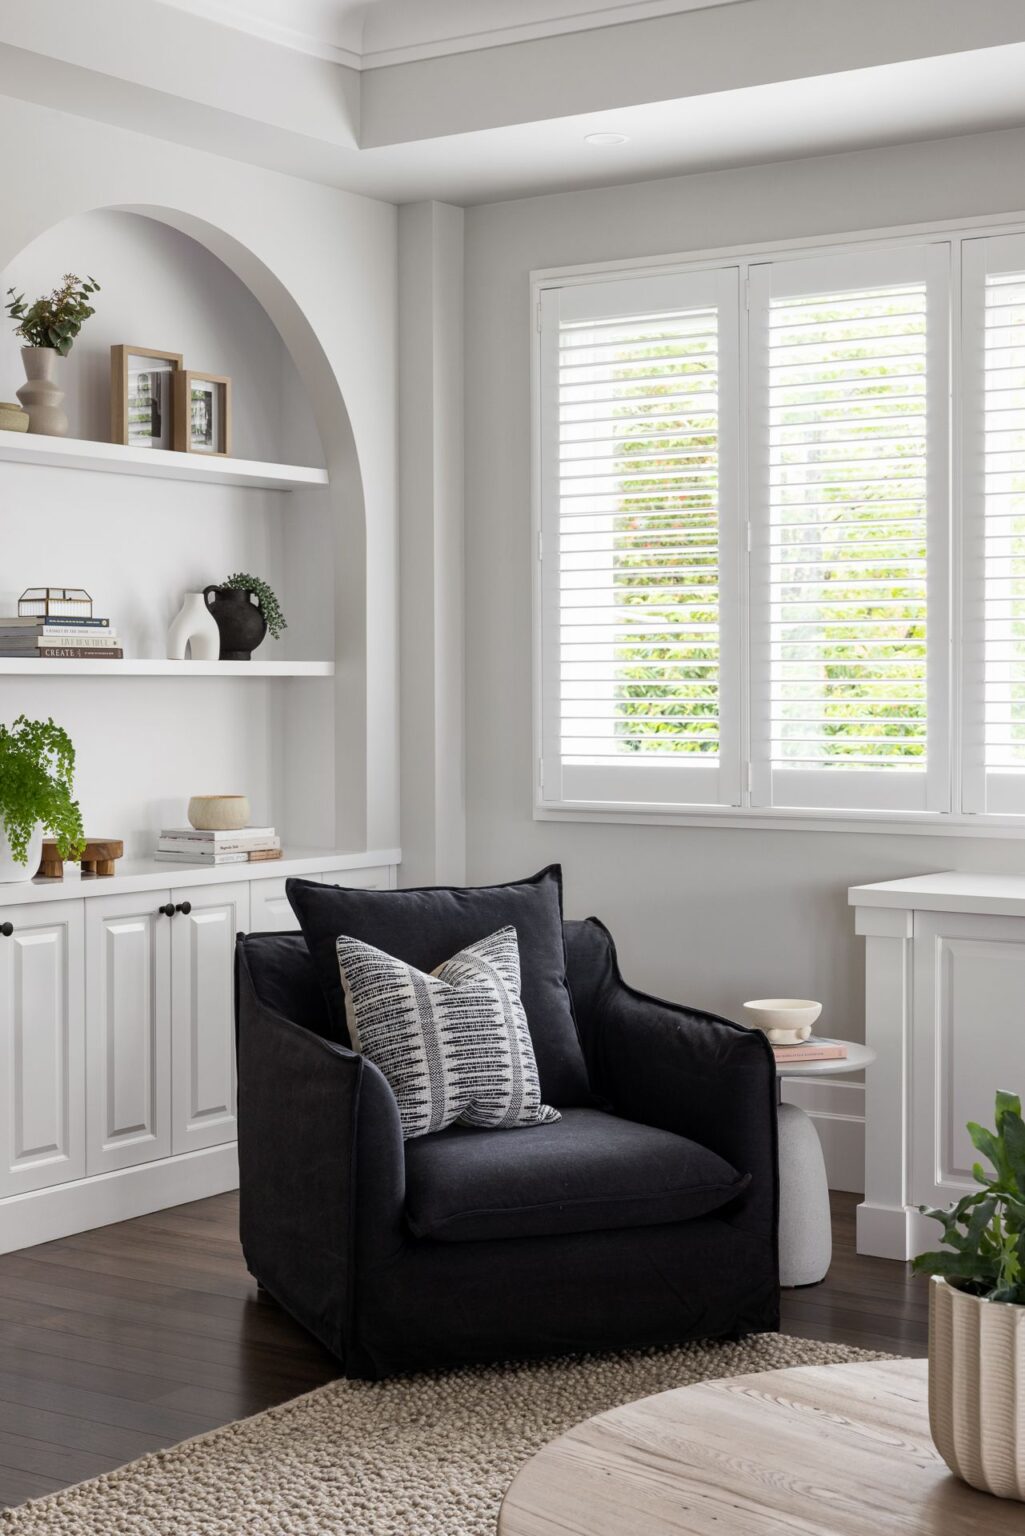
[173,371,232,457]
[110,345,183,449]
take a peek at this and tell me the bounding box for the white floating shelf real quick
[0,659,334,677]
[0,430,329,491]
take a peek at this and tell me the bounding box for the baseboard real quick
[779,1078,865,1194]
[0,1142,239,1254]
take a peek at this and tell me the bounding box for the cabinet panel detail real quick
[171,882,249,1155]
[0,901,85,1197]
[86,895,171,1175]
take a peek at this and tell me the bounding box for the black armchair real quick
[235,919,779,1379]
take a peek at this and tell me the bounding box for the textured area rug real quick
[1,1334,886,1534]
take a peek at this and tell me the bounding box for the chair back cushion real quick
[336,926,560,1139]
[287,865,591,1106]
[235,931,337,1039]
[403,1108,748,1243]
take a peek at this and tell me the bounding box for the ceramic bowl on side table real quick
[742,998,822,1045]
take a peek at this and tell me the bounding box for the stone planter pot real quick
[203,586,268,661]
[16,347,68,437]
[929,1274,1025,1500]
[0,822,43,883]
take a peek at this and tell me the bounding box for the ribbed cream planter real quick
[929,1274,1025,1500]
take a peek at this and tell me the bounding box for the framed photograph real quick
[111,345,183,450]
[173,371,231,457]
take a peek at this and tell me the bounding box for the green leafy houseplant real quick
[222,573,287,640]
[4,273,101,355]
[0,716,85,864]
[912,1090,1025,1303]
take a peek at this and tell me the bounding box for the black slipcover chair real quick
[235,917,779,1379]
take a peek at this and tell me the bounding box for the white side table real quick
[773,1041,876,1287]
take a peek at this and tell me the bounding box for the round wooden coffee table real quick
[499,1360,1017,1535]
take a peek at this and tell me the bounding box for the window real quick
[749,247,949,813]
[963,233,1025,816]
[534,221,1025,827]
[537,270,741,808]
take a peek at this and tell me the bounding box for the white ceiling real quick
[3,0,1025,205]
[156,0,743,68]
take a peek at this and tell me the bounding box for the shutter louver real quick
[539,270,741,809]
[963,233,1025,814]
[750,247,949,813]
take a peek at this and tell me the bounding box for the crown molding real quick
[157,0,745,72]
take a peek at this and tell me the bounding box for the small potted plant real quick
[0,716,85,882]
[204,573,287,661]
[4,273,100,437]
[913,1089,1025,1501]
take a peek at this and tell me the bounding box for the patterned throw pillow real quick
[336,925,561,1140]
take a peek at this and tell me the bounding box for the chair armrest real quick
[565,918,778,1240]
[235,941,405,1370]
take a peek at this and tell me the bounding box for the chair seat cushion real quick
[403,1108,749,1243]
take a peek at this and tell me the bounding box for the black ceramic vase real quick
[203,586,268,661]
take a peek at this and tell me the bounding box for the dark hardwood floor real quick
[0,1190,927,1509]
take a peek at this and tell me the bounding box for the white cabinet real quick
[85,893,171,1174]
[0,849,398,1253]
[170,881,248,1154]
[0,900,85,1198]
[850,873,1025,1260]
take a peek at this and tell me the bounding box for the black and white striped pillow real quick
[336,925,561,1140]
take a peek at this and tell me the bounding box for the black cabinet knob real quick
[0,922,13,937]
[175,901,192,915]
[158,903,175,917]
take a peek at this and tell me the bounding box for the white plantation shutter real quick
[537,269,741,809]
[748,246,950,813]
[963,234,1025,815]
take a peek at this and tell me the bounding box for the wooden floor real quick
[0,1190,927,1510]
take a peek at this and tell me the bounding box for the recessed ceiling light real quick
[584,132,630,147]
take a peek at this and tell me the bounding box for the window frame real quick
[530,210,1025,836]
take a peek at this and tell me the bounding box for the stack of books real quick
[772,1038,848,1065]
[0,615,122,659]
[155,827,282,865]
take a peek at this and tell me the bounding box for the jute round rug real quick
[1,1334,887,1535]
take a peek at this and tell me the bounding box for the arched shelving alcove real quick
[0,204,372,856]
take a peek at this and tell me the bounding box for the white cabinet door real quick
[85,891,172,1175]
[171,881,249,1154]
[912,909,1025,1212]
[316,865,395,891]
[0,899,85,1197]
[248,874,320,933]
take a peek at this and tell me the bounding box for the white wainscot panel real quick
[913,910,1025,1212]
[0,899,84,1197]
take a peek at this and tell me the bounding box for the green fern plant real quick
[222,572,287,641]
[912,1090,1025,1304]
[0,716,85,864]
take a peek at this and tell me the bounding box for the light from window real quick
[767,283,928,772]
[983,271,1025,771]
[557,306,721,766]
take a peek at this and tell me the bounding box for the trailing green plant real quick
[0,716,85,864]
[222,572,287,641]
[5,273,101,355]
[912,1089,1025,1304]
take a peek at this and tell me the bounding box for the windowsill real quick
[535,801,1025,838]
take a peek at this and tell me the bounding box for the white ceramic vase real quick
[16,347,68,437]
[929,1274,1025,1501]
[0,822,43,883]
[168,592,221,661]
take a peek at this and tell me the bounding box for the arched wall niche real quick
[0,200,378,854]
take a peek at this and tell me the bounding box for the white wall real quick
[0,93,398,856]
[462,124,1025,1184]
